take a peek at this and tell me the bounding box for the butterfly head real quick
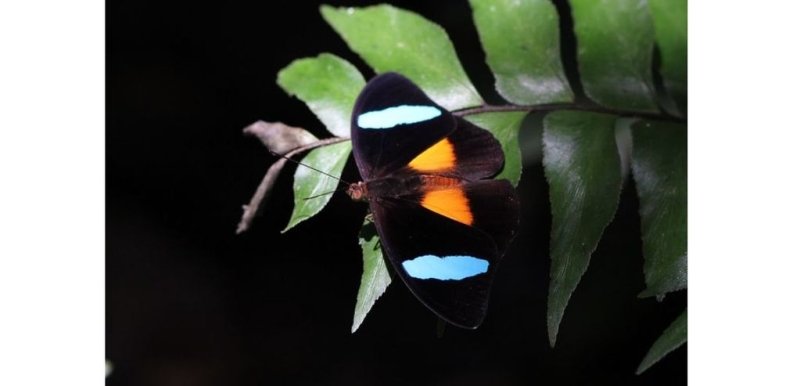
[346,181,369,202]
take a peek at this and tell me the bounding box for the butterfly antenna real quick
[268,149,352,186]
[303,188,345,200]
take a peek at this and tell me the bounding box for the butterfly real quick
[346,72,520,329]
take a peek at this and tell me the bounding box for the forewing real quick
[351,72,455,180]
[403,117,505,181]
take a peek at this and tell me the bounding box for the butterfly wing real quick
[369,179,519,328]
[350,72,456,180]
[351,72,506,182]
[401,116,505,181]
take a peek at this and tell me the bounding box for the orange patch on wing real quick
[420,188,473,226]
[408,138,456,172]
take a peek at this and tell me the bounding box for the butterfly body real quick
[348,73,520,329]
[348,175,462,203]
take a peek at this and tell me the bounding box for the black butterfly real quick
[346,73,520,329]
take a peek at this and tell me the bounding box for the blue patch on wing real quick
[402,255,489,280]
[357,105,441,129]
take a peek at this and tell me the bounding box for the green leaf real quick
[464,111,528,186]
[321,4,483,110]
[469,0,573,104]
[543,111,624,346]
[352,217,392,333]
[570,0,658,112]
[283,141,352,232]
[637,309,687,374]
[277,53,365,137]
[631,121,687,297]
[648,0,687,114]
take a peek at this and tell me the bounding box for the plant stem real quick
[239,101,683,233]
[453,103,685,123]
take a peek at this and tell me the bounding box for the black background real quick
[107,0,687,384]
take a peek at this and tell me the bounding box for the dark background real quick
[107,0,687,385]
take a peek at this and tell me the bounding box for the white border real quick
[0,1,105,384]
[691,1,800,384]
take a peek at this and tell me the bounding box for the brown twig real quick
[236,136,349,234]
